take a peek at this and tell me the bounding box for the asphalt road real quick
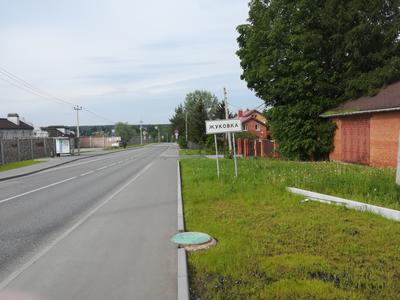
[0,144,178,300]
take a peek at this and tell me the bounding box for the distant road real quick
[0,144,178,300]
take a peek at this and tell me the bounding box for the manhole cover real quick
[171,232,216,251]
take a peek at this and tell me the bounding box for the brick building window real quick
[255,124,260,131]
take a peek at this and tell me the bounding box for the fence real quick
[236,138,277,158]
[0,138,57,164]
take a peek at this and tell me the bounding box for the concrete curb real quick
[177,161,185,232]
[288,187,400,222]
[0,147,141,182]
[177,160,190,300]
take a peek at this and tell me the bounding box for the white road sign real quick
[205,119,242,135]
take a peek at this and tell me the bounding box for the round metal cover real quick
[171,232,211,245]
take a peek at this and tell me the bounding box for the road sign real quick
[205,119,242,178]
[205,119,242,135]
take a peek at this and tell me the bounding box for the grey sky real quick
[0,0,262,126]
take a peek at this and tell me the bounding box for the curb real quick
[177,161,185,232]
[177,160,190,300]
[0,147,142,182]
[288,187,400,222]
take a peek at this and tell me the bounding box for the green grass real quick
[0,160,42,172]
[180,149,215,155]
[181,158,400,299]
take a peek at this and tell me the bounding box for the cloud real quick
[0,0,260,126]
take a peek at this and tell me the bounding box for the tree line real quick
[169,90,233,149]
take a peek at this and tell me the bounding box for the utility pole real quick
[139,120,143,145]
[185,110,188,143]
[224,87,232,153]
[74,105,82,155]
[155,126,160,143]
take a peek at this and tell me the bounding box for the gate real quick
[342,116,370,165]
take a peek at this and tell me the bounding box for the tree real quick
[115,122,136,144]
[169,104,186,144]
[237,0,400,159]
[212,101,234,120]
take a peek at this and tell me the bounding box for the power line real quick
[0,67,75,106]
[0,66,116,124]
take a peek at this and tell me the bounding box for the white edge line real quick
[0,177,77,205]
[0,161,155,290]
[80,170,94,177]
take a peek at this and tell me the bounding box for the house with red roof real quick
[322,81,400,167]
[237,109,270,139]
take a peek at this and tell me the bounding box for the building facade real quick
[237,109,270,139]
[323,81,400,168]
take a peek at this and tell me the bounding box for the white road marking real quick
[0,161,155,290]
[96,166,107,171]
[80,171,94,177]
[0,177,77,205]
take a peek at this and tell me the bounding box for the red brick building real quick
[323,81,400,168]
[237,109,270,139]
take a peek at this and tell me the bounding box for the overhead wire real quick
[0,66,116,124]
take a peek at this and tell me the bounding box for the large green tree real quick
[170,90,219,147]
[237,0,400,159]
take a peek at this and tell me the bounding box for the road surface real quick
[0,144,178,300]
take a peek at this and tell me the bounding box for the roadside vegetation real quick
[181,158,400,299]
[0,160,42,172]
[179,149,215,156]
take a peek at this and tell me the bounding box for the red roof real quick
[0,118,34,130]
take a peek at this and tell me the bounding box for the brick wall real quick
[329,118,342,161]
[370,111,400,168]
[80,136,117,148]
[243,120,269,138]
[329,111,400,168]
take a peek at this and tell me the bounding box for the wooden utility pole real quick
[223,88,232,153]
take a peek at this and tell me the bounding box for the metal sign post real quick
[205,119,242,178]
[232,133,238,177]
[214,134,220,178]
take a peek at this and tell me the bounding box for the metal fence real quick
[236,138,277,158]
[0,138,58,164]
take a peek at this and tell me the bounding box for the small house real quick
[0,113,34,139]
[237,109,270,139]
[322,81,400,167]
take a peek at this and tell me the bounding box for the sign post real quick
[206,119,242,178]
[232,133,238,177]
[214,134,220,178]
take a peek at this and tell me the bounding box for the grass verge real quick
[181,158,400,299]
[0,160,42,172]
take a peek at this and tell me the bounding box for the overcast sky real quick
[0,0,262,126]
